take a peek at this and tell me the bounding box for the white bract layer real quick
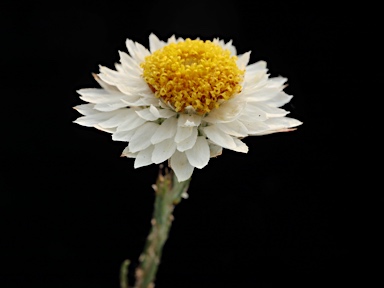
[74,34,302,181]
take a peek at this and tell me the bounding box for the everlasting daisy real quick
[74,33,302,181]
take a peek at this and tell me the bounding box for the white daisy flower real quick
[74,33,302,181]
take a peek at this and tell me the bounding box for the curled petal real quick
[121,146,137,158]
[232,138,248,153]
[209,143,223,157]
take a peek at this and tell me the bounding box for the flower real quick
[74,33,302,181]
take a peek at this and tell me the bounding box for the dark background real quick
[1,1,378,288]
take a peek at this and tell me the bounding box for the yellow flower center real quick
[140,39,244,115]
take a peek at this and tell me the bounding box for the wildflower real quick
[74,34,302,181]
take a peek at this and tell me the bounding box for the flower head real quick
[74,33,302,181]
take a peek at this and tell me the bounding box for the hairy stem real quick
[134,167,191,288]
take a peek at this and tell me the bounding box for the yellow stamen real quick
[140,39,244,115]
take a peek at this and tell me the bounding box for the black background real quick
[1,1,379,288]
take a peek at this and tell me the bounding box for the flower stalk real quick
[121,166,191,288]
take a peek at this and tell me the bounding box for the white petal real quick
[214,38,237,55]
[264,117,303,130]
[73,104,97,116]
[239,104,268,122]
[178,113,202,127]
[77,88,124,104]
[243,73,269,90]
[232,138,248,153]
[176,127,198,152]
[73,111,120,127]
[255,103,289,117]
[116,110,146,131]
[115,63,124,73]
[170,151,194,182]
[118,51,141,72]
[244,61,268,83]
[134,145,155,168]
[159,100,170,109]
[213,38,224,49]
[262,92,293,108]
[149,105,162,118]
[158,108,177,118]
[209,143,223,157]
[203,125,236,149]
[149,105,177,119]
[203,97,246,124]
[117,117,146,132]
[112,128,138,142]
[93,73,120,92]
[135,42,151,62]
[252,117,302,135]
[98,66,126,86]
[125,39,150,64]
[99,110,131,128]
[185,136,210,169]
[269,76,288,86]
[94,125,116,134]
[120,96,144,106]
[149,33,166,52]
[139,96,163,106]
[224,39,237,56]
[94,101,127,112]
[115,70,144,86]
[117,80,152,95]
[136,108,159,121]
[237,51,251,69]
[151,117,178,144]
[242,86,283,102]
[167,35,177,43]
[128,122,159,153]
[239,120,270,135]
[246,60,267,73]
[216,120,248,137]
[151,138,177,164]
[121,146,137,158]
[174,126,193,143]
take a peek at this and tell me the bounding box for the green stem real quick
[120,259,130,288]
[134,167,191,288]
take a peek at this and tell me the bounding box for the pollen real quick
[140,39,244,114]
